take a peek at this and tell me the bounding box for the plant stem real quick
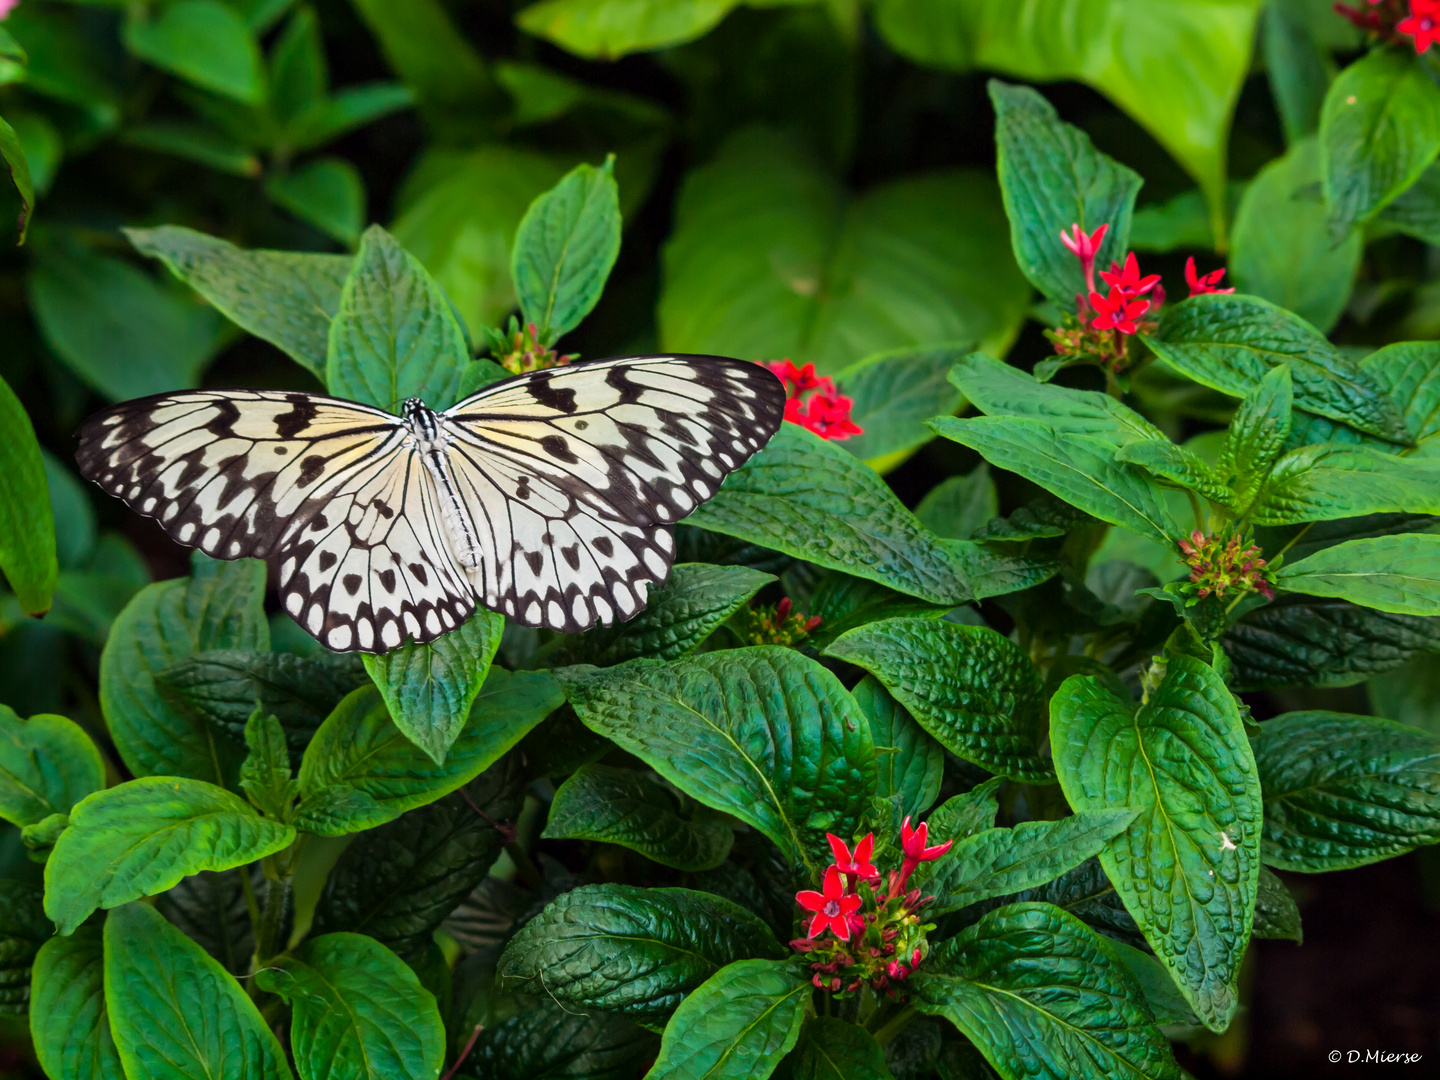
[505,841,543,890]
[1185,489,1205,531]
[869,1005,916,1045]
[255,874,292,965]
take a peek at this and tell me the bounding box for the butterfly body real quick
[77,356,784,653]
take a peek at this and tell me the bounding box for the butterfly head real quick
[402,397,444,444]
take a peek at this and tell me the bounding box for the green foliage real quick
[1275,534,1440,615]
[0,706,104,827]
[29,926,124,1080]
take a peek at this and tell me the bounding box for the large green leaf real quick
[257,934,444,1080]
[684,423,972,605]
[515,0,746,59]
[853,676,943,822]
[0,880,47,1016]
[30,925,123,1080]
[827,618,1051,782]
[99,557,269,784]
[646,959,809,1080]
[1146,293,1411,443]
[465,1002,656,1080]
[986,80,1140,307]
[873,0,1265,236]
[835,346,968,473]
[123,1,265,104]
[44,776,295,935]
[155,870,254,976]
[1050,654,1262,1031]
[0,374,55,614]
[499,885,781,1022]
[363,610,504,766]
[327,225,469,411]
[1263,0,1332,144]
[558,647,875,877]
[1320,46,1440,234]
[1275,534,1440,616]
[0,706,104,827]
[1230,137,1360,332]
[295,669,561,835]
[104,902,293,1080]
[658,127,1030,375]
[1375,161,1440,246]
[910,903,1182,1080]
[1359,341,1440,455]
[1251,444,1440,524]
[958,856,1145,951]
[542,764,735,871]
[1219,364,1294,507]
[785,1019,894,1080]
[264,158,366,246]
[0,114,35,242]
[1253,711,1440,871]
[127,225,351,380]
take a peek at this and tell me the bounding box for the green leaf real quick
[987,81,1141,308]
[1276,534,1440,615]
[1375,160,1440,245]
[647,958,809,1080]
[802,573,953,653]
[265,158,366,246]
[311,759,523,955]
[1263,2,1333,144]
[542,764,735,871]
[1321,46,1440,234]
[1146,293,1411,443]
[124,1,265,105]
[499,885,782,1022]
[465,1003,656,1080]
[1230,137,1361,332]
[875,2,1265,237]
[1251,446,1440,525]
[835,346,967,473]
[825,618,1051,783]
[512,156,621,340]
[558,648,876,877]
[928,416,1182,546]
[1113,440,1230,503]
[785,1018,894,1080]
[27,248,227,401]
[121,122,262,177]
[295,669,560,835]
[100,557,269,784]
[853,676,943,822]
[0,374,52,615]
[363,610,504,766]
[910,903,1183,1080]
[269,5,325,125]
[327,224,470,411]
[155,869,254,975]
[0,706,104,827]
[1359,341,1440,452]
[127,225,351,380]
[104,902,293,1080]
[922,810,1140,916]
[959,856,1145,951]
[1254,866,1303,943]
[546,563,772,667]
[1128,187,1218,253]
[1106,939,1203,1029]
[257,933,444,1080]
[658,128,1030,376]
[238,711,295,819]
[0,880,46,1015]
[43,448,97,571]
[515,0,742,59]
[283,83,415,152]
[0,114,34,242]
[685,424,971,605]
[1050,654,1262,1031]
[915,467,996,541]
[1219,364,1293,507]
[1253,711,1440,871]
[44,776,295,935]
[29,926,124,1080]
[926,778,1005,846]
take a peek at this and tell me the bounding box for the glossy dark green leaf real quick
[127,225,352,379]
[311,757,523,955]
[295,669,560,835]
[499,885,782,1022]
[104,902,293,1080]
[1360,341,1440,453]
[0,114,34,242]
[258,933,444,1080]
[1276,534,1440,615]
[1113,440,1229,503]
[0,879,46,1015]
[327,224,469,411]
[99,557,269,784]
[154,869,254,975]
[1254,867,1303,943]
[1320,47,1440,234]
[786,1018,894,1080]
[1147,293,1411,443]
[1107,939,1202,1029]
[547,563,773,667]
[559,648,875,877]
[512,156,621,339]
[958,857,1145,952]
[685,423,972,605]
[1051,654,1262,1031]
[826,618,1052,783]
[1253,711,1440,871]
[987,80,1140,308]
[915,467,997,541]
[363,610,504,765]
[44,776,295,935]
[0,706,104,827]
[124,1,265,104]
[542,764,734,871]
[854,676,943,821]
[802,573,951,652]
[462,1001,656,1080]
[1219,364,1293,508]
[926,779,1004,846]
[0,374,55,614]
[29,925,124,1080]
[238,710,295,819]
[910,903,1183,1080]
[836,346,968,472]
[265,157,365,246]
[1252,447,1440,525]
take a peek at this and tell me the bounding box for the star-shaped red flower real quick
[1098,253,1161,297]
[796,866,862,940]
[1185,257,1234,297]
[1088,288,1152,334]
[828,833,879,882]
[1400,0,1440,51]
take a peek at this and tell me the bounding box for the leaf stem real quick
[442,1024,484,1080]
[869,1004,916,1044]
[506,841,544,890]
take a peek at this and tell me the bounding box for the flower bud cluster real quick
[485,318,576,374]
[1178,528,1276,601]
[732,596,821,647]
[764,360,863,441]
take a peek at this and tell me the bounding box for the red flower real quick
[797,866,862,941]
[828,833,879,883]
[1060,222,1108,292]
[766,359,826,396]
[1399,0,1440,50]
[788,392,862,441]
[898,816,953,888]
[1098,253,1161,298]
[1087,288,1152,334]
[1185,257,1235,297]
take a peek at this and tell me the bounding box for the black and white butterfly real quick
[76,355,785,653]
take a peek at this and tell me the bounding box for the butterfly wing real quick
[439,355,785,631]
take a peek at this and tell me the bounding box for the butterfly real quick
[76,355,785,653]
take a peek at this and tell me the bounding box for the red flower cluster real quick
[792,820,953,998]
[732,596,821,647]
[766,360,862,441]
[1178,528,1276,601]
[1335,0,1440,50]
[1186,256,1234,297]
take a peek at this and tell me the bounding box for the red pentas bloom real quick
[828,832,879,884]
[1060,222,1108,292]
[1185,257,1234,297]
[765,359,863,441]
[797,866,862,941]
[1098,253,1161,297]
[899,816,954,886]
[1088,288,1152,334]
[1399,0,1440,50]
